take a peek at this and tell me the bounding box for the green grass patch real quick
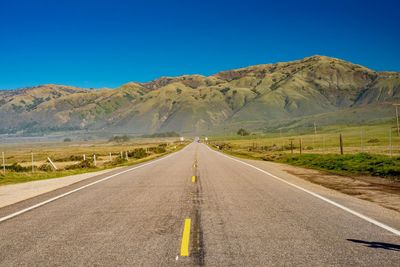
[0,168,101,186]
[280,153,400,179]
[211,143,400,180]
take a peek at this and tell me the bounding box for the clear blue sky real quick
[1,0,399,89]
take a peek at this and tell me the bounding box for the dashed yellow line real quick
[180,218,191,256]
[192,175,196,183]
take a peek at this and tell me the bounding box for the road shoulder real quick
[207,145,400,230]
[0,167,123,208]
[238,157,400,229]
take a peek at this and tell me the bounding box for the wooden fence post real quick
[31,152,34,173]
[339,134,344,155]
[47,157,58,170]
[360,131,363,153]
[290,139,294,154]
[2,152,5,175]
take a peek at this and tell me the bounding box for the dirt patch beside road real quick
[283,166,400,212]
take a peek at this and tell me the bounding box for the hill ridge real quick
[0,55,399,135]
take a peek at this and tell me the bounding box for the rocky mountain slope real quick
[0,56,399,135]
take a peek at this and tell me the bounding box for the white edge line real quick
[0,146,187,223]
[207,145,400,236]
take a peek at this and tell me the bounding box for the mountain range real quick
[1,55,399,135]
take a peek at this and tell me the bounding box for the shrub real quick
[128,148,148,159]
[148,144,167,154]
[65,159,95,170]
[39,163,53,172]
[54,155,84,162]
[237,128,250,136]
[106,157,127,166]
[109,135,130,143]
[64,138,72,142]
[69,155,84,161]
[214,142,231,150]
[6,163,29,172]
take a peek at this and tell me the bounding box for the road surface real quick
[0,142,399,266]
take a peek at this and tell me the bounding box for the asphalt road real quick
[0,142,399,266]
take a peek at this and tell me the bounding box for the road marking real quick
[180,218,191,256]
[207,146,400,236]
[192,175,196,183]
[0,148,187,224]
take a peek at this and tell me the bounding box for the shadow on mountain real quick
[347,239,400,251]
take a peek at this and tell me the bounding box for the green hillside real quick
[0,56,399,135]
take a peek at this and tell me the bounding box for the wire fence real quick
[218,127,400,157]
[0,141,183,175]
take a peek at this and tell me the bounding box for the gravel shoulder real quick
[0,167,122,208]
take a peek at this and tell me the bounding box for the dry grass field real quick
[211,124,400,156]
[0,137,189,185]
[209,124,400,179]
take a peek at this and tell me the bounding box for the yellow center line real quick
[191,175,196,183]
[180,218,191,256]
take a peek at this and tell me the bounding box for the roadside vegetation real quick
[109,135,130,143]
[237,128,250,136]
[212,144,400,180]
[0,140,187,186]
[282,153,400,178]
[140,132,180,138]
[211,123,400,180]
